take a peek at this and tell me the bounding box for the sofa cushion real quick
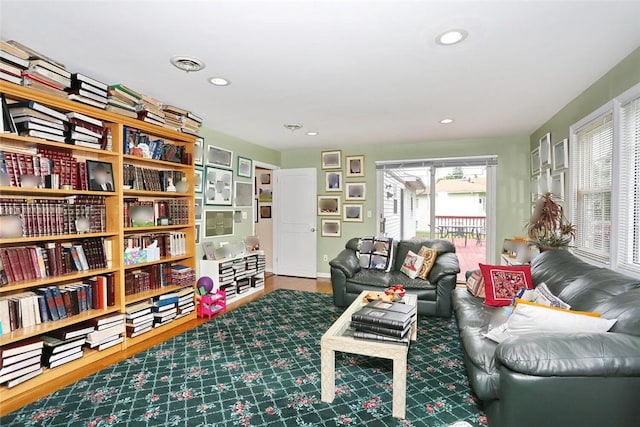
[417,246,438,279]
[400,250,424,279]
[393,239,455,271]
[530,250,601,296]
[345,271,437,301]
[557,269,640,312]
[480,264,533,307]
[459,326,501,401]
[453,288,506,330]
[466,270,485,298]
[357,237,395,271]
[596,289,640,337]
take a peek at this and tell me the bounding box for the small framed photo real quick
[194,223,201,244]
[194,137,204,166]
[325,171,342,192]
[345,182,366,200]
[258,188,272,203]
[260,205,272,219]
[86,160,115,192]
[195,198,203,221]
[531,147,541,175]
[553,138,568,170]
[317,195,341,216]
[321,150,341,169]
[346,155,365,177]
[260,172,271,184]
[234,181,253,207]
[539,132,551,169]
[343,204,363,222]
[551,172,565,201]
[205,166,233,205]
[207,145,233,169]
[237,156,252,178]
[321,219,341,237]
[194,167,204,193]
[539,169,551,194]
[205,210,234,237]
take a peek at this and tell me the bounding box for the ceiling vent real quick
[284,123,303,132]
[170,56,206,72]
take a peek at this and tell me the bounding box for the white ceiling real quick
[2,1,639,150]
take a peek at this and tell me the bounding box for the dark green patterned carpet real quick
[1,290,486,426]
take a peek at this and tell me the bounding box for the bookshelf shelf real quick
[123,224,192,233]
[123,312,194,349]
[124,284,192,305]
[123,189,192,198]
[0,267,119,294]
[0,186,114,197]
[0,306,122,346]
[122,154,192,170]
[123,255,193,271]
[0,133,118,158]
[0,232,117,245]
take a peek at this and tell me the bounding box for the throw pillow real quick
[516,282,570,309]
[400,250,425,279]
[357,237,394,271]
[466,270,485,298]
[417,246,438,280]
[484,303,616,343]
[479,263,534,307]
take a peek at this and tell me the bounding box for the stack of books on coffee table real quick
[350,300,416,345]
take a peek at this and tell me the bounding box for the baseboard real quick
[316,272,330,279]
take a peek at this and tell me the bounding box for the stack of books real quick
[176,287,195,318]
[107,84,141,118]
[162,105,202,135]
[41,335,85,369]
[171,264,194,286]
[85,314,124,351]
[257,254,266,275]
[0,41,29,86]
[251,276,264,289]
[66,111,107,149]
[6,40,70,98]
[0,339,43,388]
[125,301,154,338]
[350,300,416,345]
[68,73,108,109]
[8,100,69,143]
[236,277,251,294]
[152,293,178,327]
[137,93,165,126]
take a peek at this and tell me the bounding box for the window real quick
[570,82,640,276]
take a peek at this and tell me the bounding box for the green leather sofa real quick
[329,237,460,317]
[453,250,640,427]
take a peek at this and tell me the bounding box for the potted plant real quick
[526,192,575,251]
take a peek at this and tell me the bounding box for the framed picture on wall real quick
[321,219,341,237]
[207,145,233,169]
[204,210,234,237]
[346,155,365,177]
[237,156,253,178]
[531,147,541,175]
[321,150,341,169]
[194,167,204,193]
[317,195,341,216]
[234,181,253,207]
[325,171,342,192]
[343,204,364,222]
[86,160,115,192]
[260,205,272,219]
[205,166,233,205]
[551,172,565,200]
[345,182,366,200]
[553,138,568,170]
[194,137,204,166]
[195,223,201,244]
[195,198,203,221]
[539,132,551,169]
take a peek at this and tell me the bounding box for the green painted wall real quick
[281,135,531,275]
[529,47,640,198]
[197,126,280,261]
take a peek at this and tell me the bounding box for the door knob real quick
[311,228,316,232]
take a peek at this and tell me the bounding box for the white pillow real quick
[517,282,570,309]
[400,250,424,279]
[485,303,617,343]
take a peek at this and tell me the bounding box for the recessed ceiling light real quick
[208,77,230,86]
[170,55,206,72]
[436,29,468,46]
[440,118,454,124]
[284,123,303,132]
[306,131,318,136]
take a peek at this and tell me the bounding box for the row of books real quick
[0,275,116,334]
[0,238,111,285]
[123,126,190,164]
[123,263,194,296]
[123,198,190,228]
[351,300,417,346]
[124,232,188,258]
[0,196,106,237]
[0,40,203,134]
[123,164,186,192]
[220,275,265,301]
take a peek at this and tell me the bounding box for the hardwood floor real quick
[3,276,333,415]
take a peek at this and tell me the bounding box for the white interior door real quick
[273,168,317,278]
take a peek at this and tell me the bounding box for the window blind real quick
[619,96,640,273]
[376,156,497,171]
[572,112,613,263]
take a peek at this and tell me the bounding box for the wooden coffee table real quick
[320,291,417,419]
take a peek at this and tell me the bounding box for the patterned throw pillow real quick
[417,246,438,280]
[357,237,394,272]
[466,270,485,298]
[400,250,425,279]
[479,264,534,307]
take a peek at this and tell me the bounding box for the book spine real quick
[350,313,409,331]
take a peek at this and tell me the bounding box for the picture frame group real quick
[205,166,233,206]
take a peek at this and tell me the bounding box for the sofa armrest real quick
[428,252,460,283]
[495,332,640,377]
[329,249,360,279]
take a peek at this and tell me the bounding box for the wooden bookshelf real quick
[0,82,197,412]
